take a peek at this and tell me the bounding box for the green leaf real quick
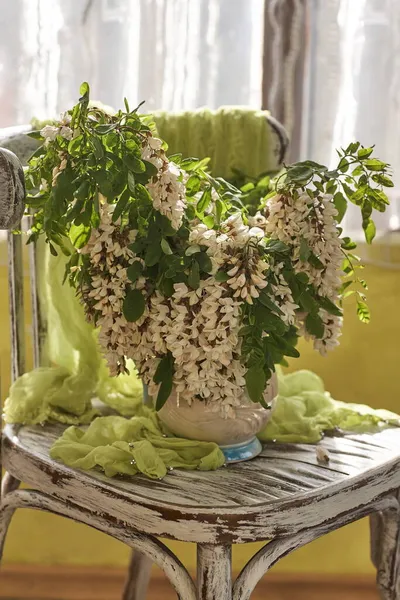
[338,158,349,172]
[27,130,44,140]
[92,170,112,198]
[156,377,173,411]
[123,154,146,173]
[357,300,370,323]
[215,271,230,282]
[363,218,376,244]
[186,174,201,196]
[371,173,394,188]
[161,238,173,255]
[299,290,319,313]
[197,188,212,213]
[349,186,367,206]
[203,215,215,228]
[295,272,309,284]
[361,202,373,222]
[112,189,131,222]
[135,183,152,205]
[264,240,290,254]
[124,97,130,112]
[342,257,355,275]
[339,280,353,294]
[363,159,387,171]
[342,183,354,200]
[299,237,311,262]
[258,290,284,315]
[305,313,324,339]
[195,251,213,273]
[188,260,200,289]
[127,261,143,283]
[135,160,158,184]
[326,180,337,195]
[95,123,117,135]
[79,81,90,97]
[341,236,357,250]
[368,189,389,212]
[357,147,373,159]
[309,253,325,270]
[145,241,162,266]
[69,223,91,249]
[123,289,145,322]
[245,366,266,404]
[90,136,104,160]
[154,352,175,410]
[215,198,226,224]
[68,135,84,157]
[128,171,136,193]
[318,296,343,317]
[286,164,313,183]
[153,353,173,384]
[352,165,364,176]
[345,142,360,153]
[185,245,201,256]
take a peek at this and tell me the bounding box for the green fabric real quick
[48,369,400,479]
[50,411,225,479]
[260,370,400,444]
[4,243,143,425]
[152,107,275,180]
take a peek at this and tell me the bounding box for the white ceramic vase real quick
[157,373,278,462]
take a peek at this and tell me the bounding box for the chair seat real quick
[3,423,400,544]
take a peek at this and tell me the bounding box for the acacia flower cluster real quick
[24,83,392,411]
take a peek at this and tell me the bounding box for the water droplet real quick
[167,466,174,471]
[128,442,134,448]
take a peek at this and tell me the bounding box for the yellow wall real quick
[1,241,399,574]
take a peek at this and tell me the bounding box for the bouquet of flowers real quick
[24,83,392,415]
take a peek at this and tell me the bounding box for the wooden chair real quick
[1,155,400,600]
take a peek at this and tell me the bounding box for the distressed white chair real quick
[1,149,400,600]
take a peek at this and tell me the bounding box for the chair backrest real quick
[7,220,44,383]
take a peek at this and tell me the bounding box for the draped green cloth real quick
[152,107,277,180]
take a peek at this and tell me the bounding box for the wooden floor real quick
[0,565,379,600]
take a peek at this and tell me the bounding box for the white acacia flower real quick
[60,111,72,125]
[41,125,59,142]
[59,126,73,140]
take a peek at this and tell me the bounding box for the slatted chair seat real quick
[3,422,400,544]
[2,418,400,599]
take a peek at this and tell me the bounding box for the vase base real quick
[220,437,262,463]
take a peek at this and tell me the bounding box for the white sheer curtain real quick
[302,0,400,238]
[0,0,264,127]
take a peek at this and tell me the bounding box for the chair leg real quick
[122,550,152,600]
[371,512,384,568]
[197,543,232,600]
[0,503,17,563]
[373,496,400,600]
